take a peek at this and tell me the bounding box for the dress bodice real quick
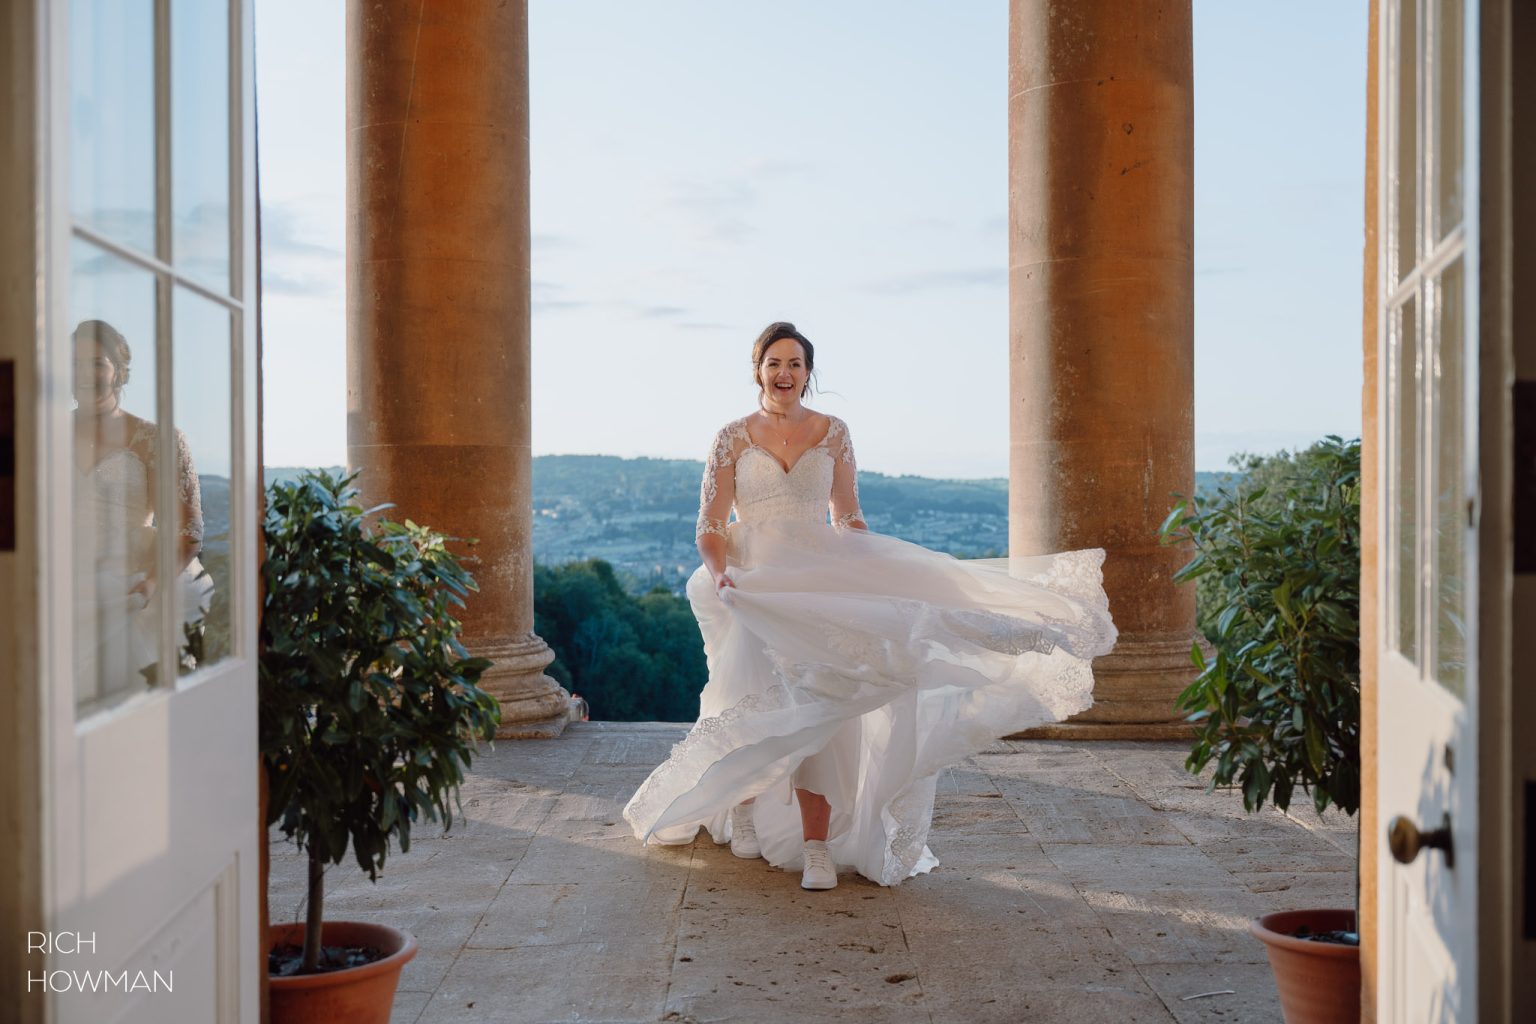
[77,449,155,565]
[733,442,837,525]
[85,448,155,521]
[695,414,865,540]
[73,417,206,565]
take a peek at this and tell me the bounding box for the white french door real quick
[35,0,260,1021]
[1376,0,1481,1020]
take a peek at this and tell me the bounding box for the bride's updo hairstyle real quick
[74,319,133,391]
[751,321,817,399]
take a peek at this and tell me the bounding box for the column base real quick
[1006,630,1214,739]
[474,633,574,740]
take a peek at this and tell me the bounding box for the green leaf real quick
[1157,501,1188,539]
[1273,773,1295,812]
[1304,717,1326,775]
[1272,578,1297,628]
[1242,761,1271,813]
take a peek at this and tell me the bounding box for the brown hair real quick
[751,321,816,399]
[73,319,133,390]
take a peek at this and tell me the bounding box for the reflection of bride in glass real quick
[72,319,213,700]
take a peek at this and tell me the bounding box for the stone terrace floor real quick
[267,721,1359,1024]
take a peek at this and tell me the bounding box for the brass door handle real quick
[1387,812,1455,868]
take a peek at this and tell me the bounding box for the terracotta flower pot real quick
[1250,909,1361,1024]
[268,921,418,1024]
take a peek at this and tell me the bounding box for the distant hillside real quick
[527,457,1236,596]
[232,462,1236,596]
[526,455,1012,594]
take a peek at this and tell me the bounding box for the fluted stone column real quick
[346,0,570,738]
[1007,0,1203,737]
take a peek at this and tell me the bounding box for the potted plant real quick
[260,469,501,1023]
[1158,436,1362,1024]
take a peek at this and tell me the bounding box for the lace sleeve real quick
[696,422,739,540]
[827,416,866,530]
[174,428,204,546]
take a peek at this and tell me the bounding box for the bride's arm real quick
[173,428,205,573]
[829,418,868,531]
[695,425,737,586]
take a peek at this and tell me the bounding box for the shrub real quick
[260,469,501,972]
[1159,436,1362,817]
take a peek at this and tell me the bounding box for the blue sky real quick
[255,0,1368,477]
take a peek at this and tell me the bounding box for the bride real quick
[622,322,1118,889]
[72,318,214,704]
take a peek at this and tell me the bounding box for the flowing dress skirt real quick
[621,519,1118,886]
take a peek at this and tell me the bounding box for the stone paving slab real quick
[267,722,1356,1023]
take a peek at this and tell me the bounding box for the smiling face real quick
[758,338,809,401]
[72,336,119,409]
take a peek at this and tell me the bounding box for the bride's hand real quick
[714,571,736,592]
[129,570,158,608]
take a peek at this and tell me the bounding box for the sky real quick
[254,0,1369,478]
[69,0,236,476]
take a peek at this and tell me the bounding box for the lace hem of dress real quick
[883,777,938,883]
[1011,549,1118,657]
[1017,548,1110,609]
[758,645,939,885]
[622,682,795,840]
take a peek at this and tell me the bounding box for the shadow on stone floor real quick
[267,723,1357,1024]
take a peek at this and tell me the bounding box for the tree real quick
[533,559,709,721]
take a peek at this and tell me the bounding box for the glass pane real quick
[69,239,163,713]
[1433,0,1464,238]
[1392,291,1421,666]
[171,0,231,290]
[1432,260,1466,696]
[69,0,156,253]
[1395,0,1419,282]
[171,289,234,674]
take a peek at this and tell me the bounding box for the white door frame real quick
[0,0,49,1015]
[8,0,263,1020]
[1374,0,1517,1020]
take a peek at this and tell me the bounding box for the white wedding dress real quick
[621,414,1118,886]
[74,419,215,701]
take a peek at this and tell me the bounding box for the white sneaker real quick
[729,804,761,859]
[801,840,837,890]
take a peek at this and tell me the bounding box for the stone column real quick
[346,0,570,738]
[1007,0,1201,736]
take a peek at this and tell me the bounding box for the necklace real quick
[760,406,809,448]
